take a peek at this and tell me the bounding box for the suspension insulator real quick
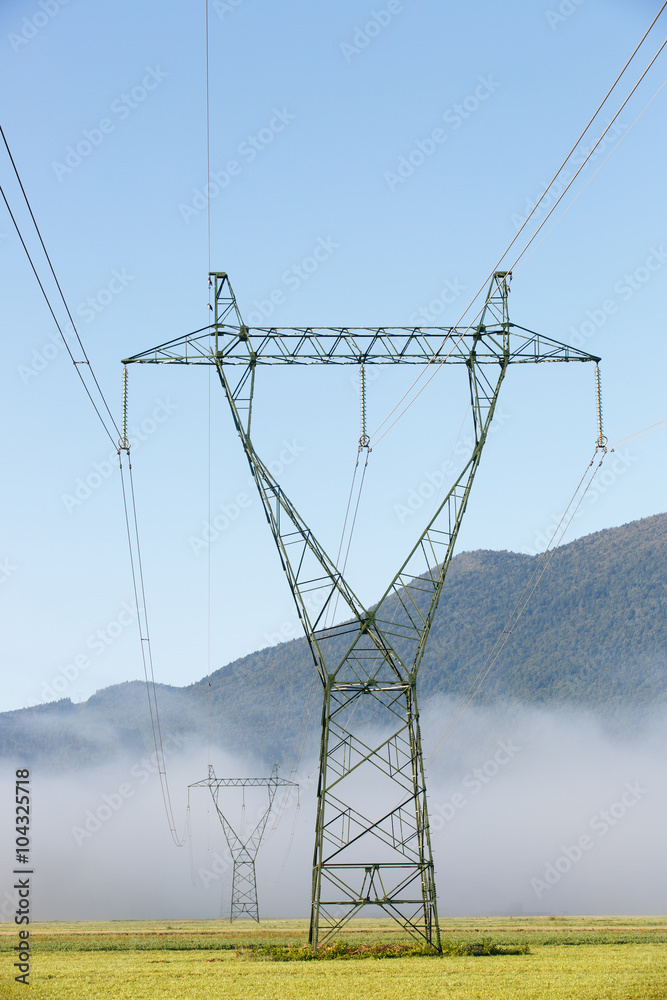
[119,366,130,451]
[359,363,370,450]
[595,364,607,449]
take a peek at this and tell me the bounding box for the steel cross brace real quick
[125,271,600,951]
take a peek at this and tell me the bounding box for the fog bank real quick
[1,700,665,921]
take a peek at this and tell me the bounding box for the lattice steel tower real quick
[189,765,297,922]
[124,271,601,951]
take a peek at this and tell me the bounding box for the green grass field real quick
[1,917,666,999]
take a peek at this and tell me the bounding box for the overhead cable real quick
[0,124,121,447]
[370,6,667,445]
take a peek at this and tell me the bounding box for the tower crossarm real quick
[189,765,297,854]
[122,322,599,367]
[189,776,297,788]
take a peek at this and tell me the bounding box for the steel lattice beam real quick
[126,270,601,951]
[122,272,599,370]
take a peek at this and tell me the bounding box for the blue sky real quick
[0,0,665,712]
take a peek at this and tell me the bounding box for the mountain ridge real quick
[2,512,665,769]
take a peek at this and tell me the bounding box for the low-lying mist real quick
[2,699,665,922]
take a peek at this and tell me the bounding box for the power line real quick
[119,451,186,847]
[514,76,667,275]
[370,5,667,445]
[0,124,121,447]
[611,416,667,448]
[1,116,191,845]
[205,0,212,273]
[0,177,118,449]
[505,39,666,277]
[490,9,666,278]
[425,445,608,767]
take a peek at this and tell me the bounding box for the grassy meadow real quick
[1,916,665,999]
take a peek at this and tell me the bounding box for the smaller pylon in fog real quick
[189,764,298,922]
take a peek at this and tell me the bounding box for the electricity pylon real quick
[189,764,297,921]
[124,271,602,951]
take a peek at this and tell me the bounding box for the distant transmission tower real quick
[125,270,602,951]
[190,764,297,922]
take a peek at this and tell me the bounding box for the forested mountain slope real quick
[2,513,665,768]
